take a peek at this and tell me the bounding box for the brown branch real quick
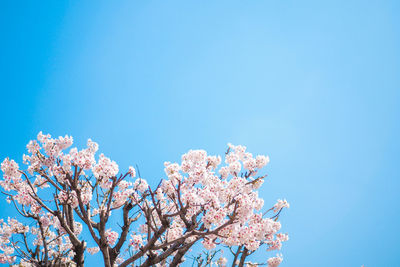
[231,246,243,267]
[118,224,168,267]
[238,247,248,267]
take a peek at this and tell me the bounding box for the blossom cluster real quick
[0,133,289,267]
[155,144,288,253]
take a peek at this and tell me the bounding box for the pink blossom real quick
[273,199,290,212]
[217,257,228,267]
[267,255,283,267]
[87,247,100,255]
[129,234,143,250]
[201,238,216,250]
[105,229,119,246]
[134,178,148,193]
[256,155,270,169]
[128,166,136,177]
[93,154,119,180]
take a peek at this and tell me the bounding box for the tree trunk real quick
[101,247,113,267]
[73,242,86,267]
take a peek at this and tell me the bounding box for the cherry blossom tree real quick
[0,132,289,267]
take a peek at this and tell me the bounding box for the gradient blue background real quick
[1,1,399,266]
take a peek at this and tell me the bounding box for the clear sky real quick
[1,1,399,266]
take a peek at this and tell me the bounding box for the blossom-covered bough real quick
[0,132,289,267]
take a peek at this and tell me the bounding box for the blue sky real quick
[1,0,399,266]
